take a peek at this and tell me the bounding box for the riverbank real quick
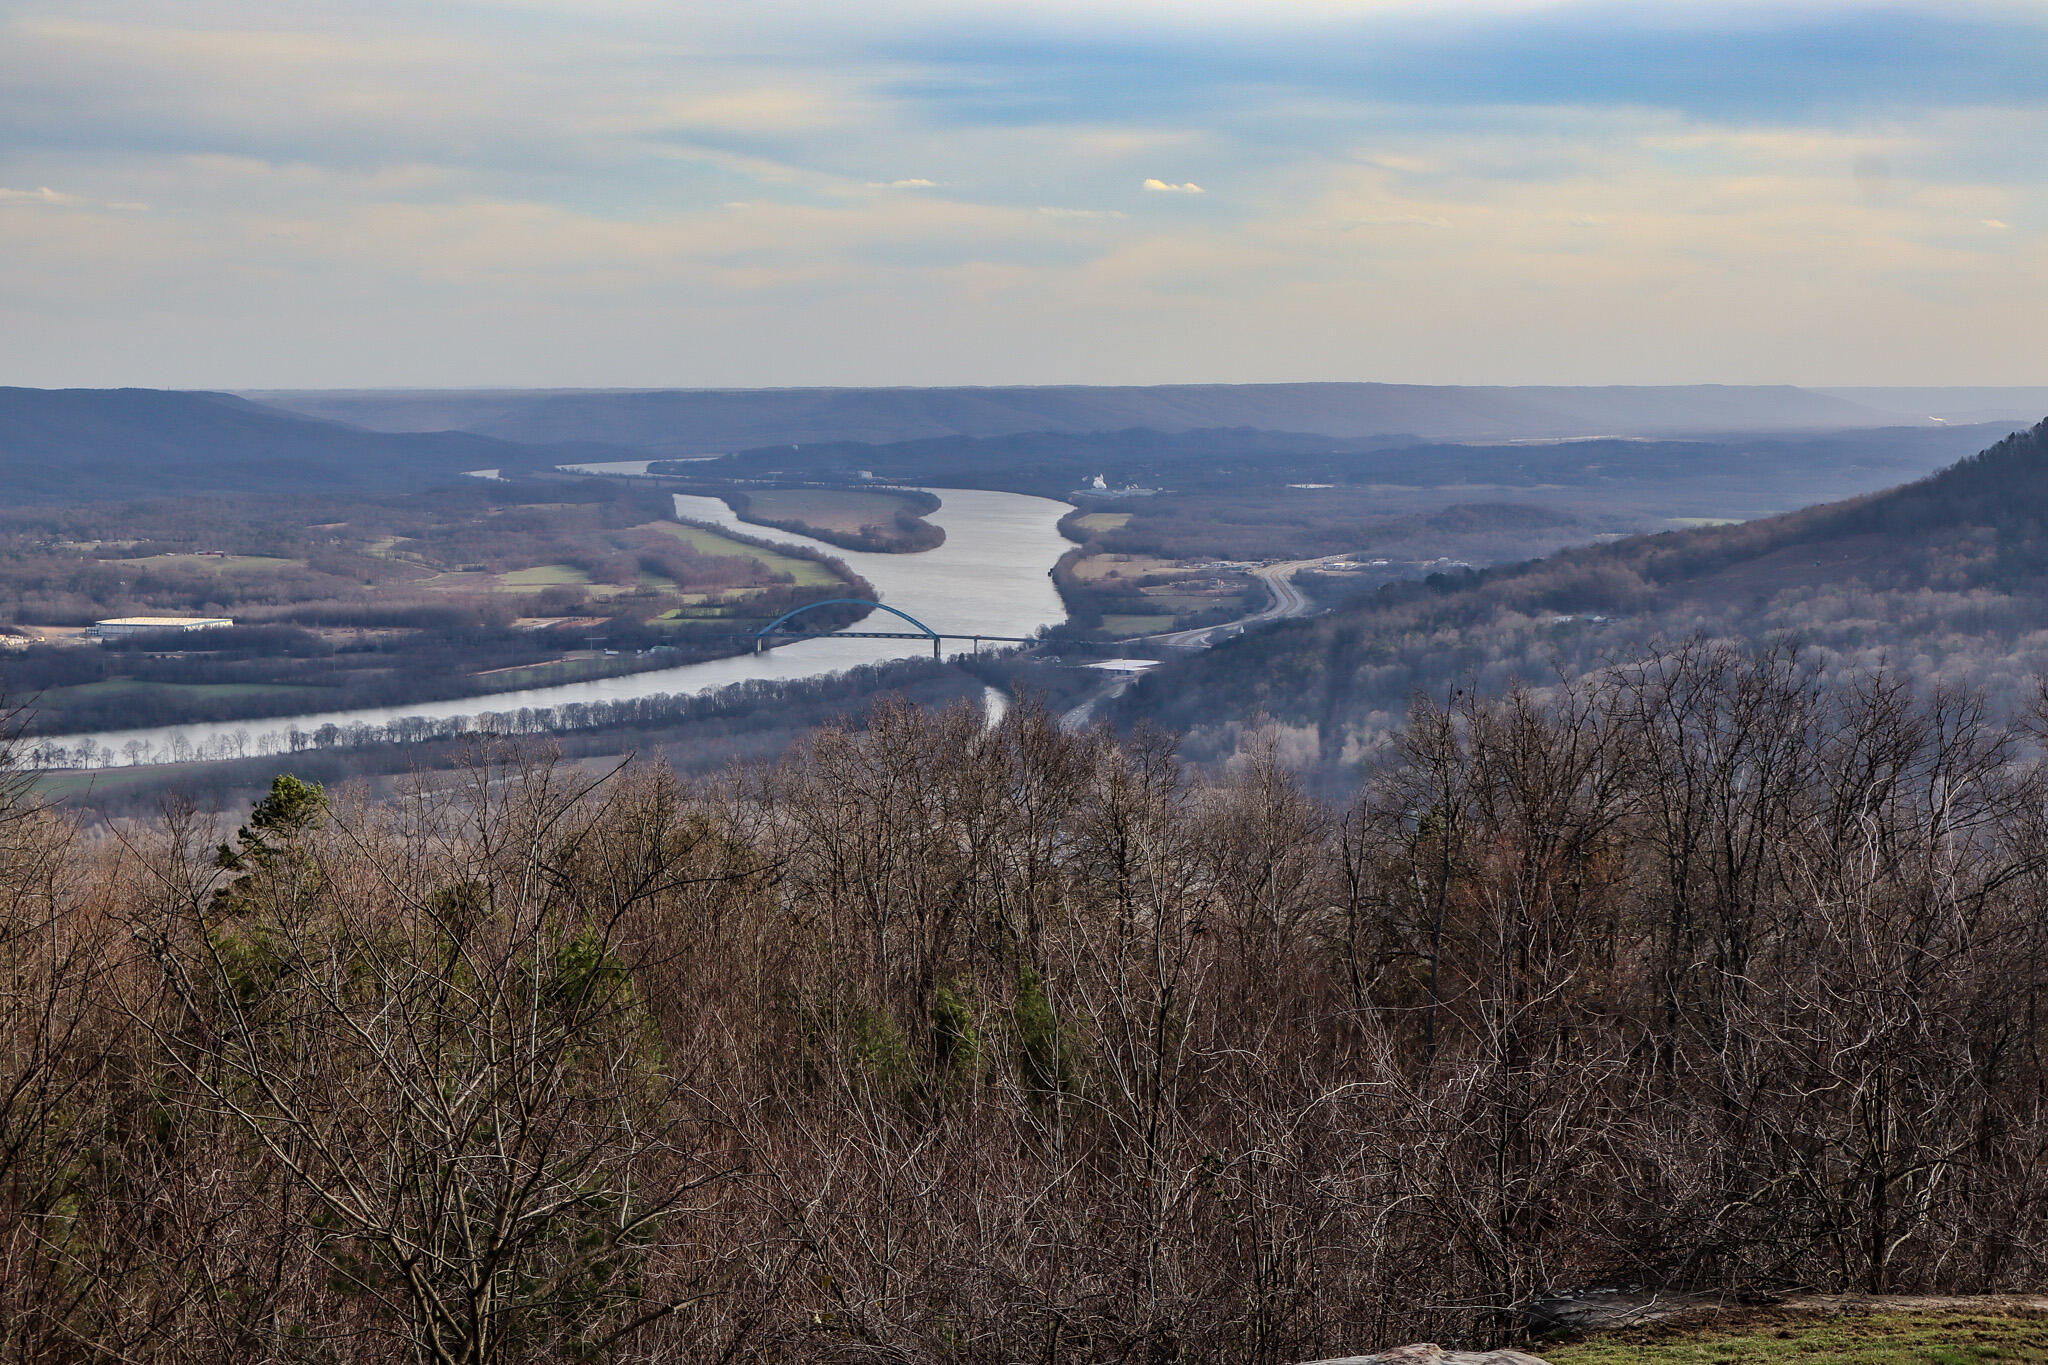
[29,486,1072,768]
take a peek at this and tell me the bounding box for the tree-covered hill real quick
[0,388,542,504]
[1122,417,2048,777]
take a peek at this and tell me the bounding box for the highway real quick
[1059,554,1345,729]
[1140,553,1345,648]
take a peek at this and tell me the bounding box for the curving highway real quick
[1140,554,1346,648]
[1060,555,1346,729]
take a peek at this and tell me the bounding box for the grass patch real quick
[642,521,840,587]
[1073,512,1132,533]
[1101,614,1177,634]
[742,487,924,535]
[1071,553,1183,582]
[111,553,301,573]
[1549,1311,2048,1365]
[496,564,592,588]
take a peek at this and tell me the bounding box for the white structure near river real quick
[38,488,1072,766]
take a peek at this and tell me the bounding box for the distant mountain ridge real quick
[248,383,1899,452]
[0,388,540,504]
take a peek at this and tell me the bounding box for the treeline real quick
[10,645,2048,1361]
[26,653,986,773]
[1129,417,2048,776]
[10,612,851,739]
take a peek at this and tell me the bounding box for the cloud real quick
[5,1,2048,386]
[0,185,146,211]
[1342,213,1451,229]
[0,186,84,206]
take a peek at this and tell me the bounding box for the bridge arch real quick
[755,598,937,639]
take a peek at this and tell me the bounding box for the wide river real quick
[41,488,1072,763]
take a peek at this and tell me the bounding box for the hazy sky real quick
[4,0,2047,388]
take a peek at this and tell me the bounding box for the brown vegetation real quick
[10,645,2048,1361]
[1132,419,2048,775]
[709,485,946,553]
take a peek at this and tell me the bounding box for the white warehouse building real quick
[89,616,235,640]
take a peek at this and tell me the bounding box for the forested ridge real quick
[0,389,544,504]
[1127,418,2048,776]
[10,647,2048,1361]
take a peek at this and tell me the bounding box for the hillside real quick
[1121,417,2048,774]
[0,388,541,504]
[690,420,2012,508]
[249,382,1895,452]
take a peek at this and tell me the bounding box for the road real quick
[1059,555,1345,729]
[1141,554,1345,648]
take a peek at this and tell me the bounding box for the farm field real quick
[740,487,924,534]
[1099,612,1176,634]
[1069,552,1184,581]
[0,483,871,735]
[1056,548,1258,638]
[646,520,840,585]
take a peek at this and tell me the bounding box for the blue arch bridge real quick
[746,599,1035,659]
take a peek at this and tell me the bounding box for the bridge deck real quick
[757,630,1033,642]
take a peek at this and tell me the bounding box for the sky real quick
[3,0,2048,389]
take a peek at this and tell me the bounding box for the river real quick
[39,488,1071,764]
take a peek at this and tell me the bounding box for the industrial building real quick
[89,616,234,640]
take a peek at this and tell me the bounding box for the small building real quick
[89,616,234,640]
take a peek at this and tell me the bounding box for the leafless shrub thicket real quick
[9,644,2048,1362]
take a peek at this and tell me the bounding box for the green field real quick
[116,553,301,573]
[1101,613,1177,634]
[1072,553,1181,581]
[646,521,839,586]
[1550,1310,2048,1365]
[1072,511,1132,533]
[496,564,593,588]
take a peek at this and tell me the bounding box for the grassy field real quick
[1071,553,1182,581]
[1100,613,1177,634]
[1549,1309,2048,1365]
[495,564,594,588]
[645,521,840,586]
[119,553,300,573]
[1071,511,1132,533]
[741,487,924,535]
